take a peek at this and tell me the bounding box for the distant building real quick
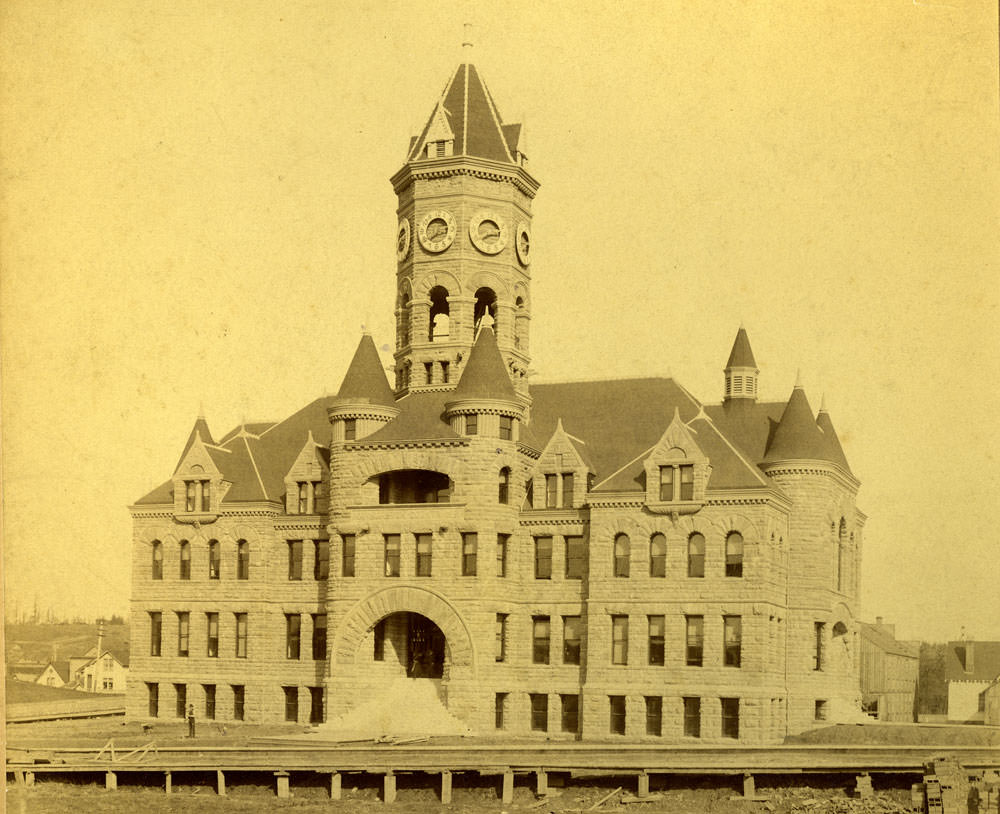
[984,678,1000,726]
[75,645,129,693]
[858,618,918,721]
[944,640,1000,723]
[33,661,70,688]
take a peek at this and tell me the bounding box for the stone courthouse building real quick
[128,57,865,743]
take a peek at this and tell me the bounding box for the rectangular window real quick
[283,686,298,722]
[207,540,220,579]
[152,542,163,580]
[814,622,825,671]
[685,615,704,666]
[314,540,329,580]
[561,473,574,508]
[495,693,507,729]
[525,479,534,508]
[648,615,665,666]
[174,683,186,719]
[147,682,158,717]
[232,685,245,721]
[286,613,301,660]
[287,540,303,580]
[342,534,355,577]
[645,696,662,736]
[185,481,196,512]
[609,695,626,735]
[721,697,740,739]
[679,465,694,500]
[415,533,432,577]
[466,413,478,435]
[815,699,828,721]
[658,465,674,501]
[563,615,582,665]
[612,615,629,665]
[545,474,558,508]
[499,415,513,441]
[565,536,585,579]
[200,480,211,512]
[649,534,666,577]
[179,542,191,580]
[496,534,509,577]
[235,612,248,658]
[177,612,189,657]
[206,612,219,658]
[298,482,309,514]
[534,536,552,579]
[309,687,324,724]
[561,694,580,733]
[495,614,507,662]
[204,684,216,719]
[532,615,551,664]
[237,540,249,580]
[312,613,327,661]
[530,693,548,732]
[384,534,401,577]
[373,619,386,661]
[149,612,162,657]
[683,697,701,737]
[461,532,477,576]
[724,615,742,668]
[344,418,356,441]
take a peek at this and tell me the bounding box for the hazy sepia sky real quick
[2,1,997,640]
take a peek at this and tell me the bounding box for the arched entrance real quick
[373,612,446,679]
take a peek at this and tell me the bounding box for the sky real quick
[2,0,998,641]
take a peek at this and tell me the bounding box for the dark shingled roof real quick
[726,327,758,368]
[858,623,919,659]
[762,386,829,462]
[451,326,516,401]
[408,63,515,164]
[362,391,460,444]
[817,408,852,473]
[336,334,395,406]
[174,415,214,474]
[944,641,1000,683]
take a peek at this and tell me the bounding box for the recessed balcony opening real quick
[369,469,452,504]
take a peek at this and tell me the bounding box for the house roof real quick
[944,641,1000,683]
[449,326,516,402]
[362,391,460,444]
[408,63,517,164]
[858,622,919,659]
[726,327,758,369]
[335,334,395,407]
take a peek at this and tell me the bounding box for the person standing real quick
[187,703,196,738]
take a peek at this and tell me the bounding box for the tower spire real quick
[723,325,760,404]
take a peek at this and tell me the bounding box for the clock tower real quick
[389,57,538,398]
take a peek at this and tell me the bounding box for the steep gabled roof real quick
[336,334,395,406]
[944,641,1000,683]
[725,326,758,368]
[817,405,852,473]
[173,415,214,473]
[762,385,829,462]
[408,63,516,164]
[858,623,919,659]
[451,325,516,401]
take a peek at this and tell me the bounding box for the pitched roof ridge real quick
[592,445,655,491]
[476,66,515,163]
[241,435,269,500]
[408,69,460,162]
[694,411,773,487]
[257,395,327,439]
[462,61,469,154]
[534,373,677,385]
[672,379,705,413]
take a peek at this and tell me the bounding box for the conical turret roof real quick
[451,325,516,401]
[174,414,214,473]
[762,384,829,462]
[335,334,395,407]
[408,63,518,164]
[726,326,758,369]
[817,404,852,472]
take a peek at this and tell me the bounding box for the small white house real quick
[76,646,129,694]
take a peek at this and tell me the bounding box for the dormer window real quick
[184,479,210,512]
[658,464,694,502]
[296,481,321,514]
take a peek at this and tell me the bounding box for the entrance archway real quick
[373,612,446,679]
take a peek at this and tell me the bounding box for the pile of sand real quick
[316,677,473,740]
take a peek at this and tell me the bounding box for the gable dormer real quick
[529,419,594,510]
[284,431,330,515]
[172,428,228,523]
[643,408,711,515]
[418,103,456,159]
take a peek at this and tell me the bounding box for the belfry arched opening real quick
[373,612,446,679]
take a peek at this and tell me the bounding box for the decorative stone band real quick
[391,157,540,198]
[443,397,526,420]
[341,439,469,451]
[326,403,400,423]
[760,460,860,492]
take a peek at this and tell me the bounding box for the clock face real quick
[515,222,531,266]
[396,218,411,261]
[418,210,456,253]
[469,210,508,255]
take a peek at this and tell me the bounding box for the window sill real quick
[174,511,219,525]
[645,500,703,516]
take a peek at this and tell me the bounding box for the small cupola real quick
[327,332,399,442]
[444,323,525,441]
[724,325,759,403]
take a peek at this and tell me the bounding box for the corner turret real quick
[327,333,399,442]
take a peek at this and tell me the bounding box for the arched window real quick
[474,287,497,332]
[399,291,411,347]
[498,467,510,504]
[237,540,249,580]
[837,518,847,592]
[429,286,450,341]
[151,540,163,580]
[514,296,526,349]
[208,539,220,580]
[613,533,630,578]
[649,533,666,578]
[179,540,191,580]
[725,532,743,578]
[687,533,705,578]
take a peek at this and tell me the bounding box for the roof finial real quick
[462,23,473,58]
[198,401,205,419]
[819,393,828,413]
[794,369,804,389]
